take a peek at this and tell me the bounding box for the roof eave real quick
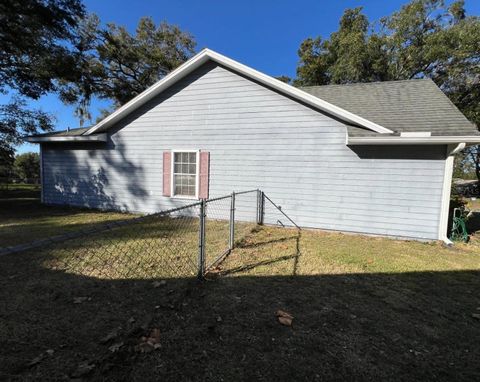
[25,133,108,143]
[347,135,480,145]
[84,49,393,136]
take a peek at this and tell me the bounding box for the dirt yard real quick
[1,219,479,381]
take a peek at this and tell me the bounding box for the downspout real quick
[438,143,466,245]
[40,144,44,204]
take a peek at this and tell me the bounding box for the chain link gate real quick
[201,190,260,274]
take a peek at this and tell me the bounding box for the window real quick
[172,151,198,197]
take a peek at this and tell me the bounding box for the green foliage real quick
[1,0,195,156]
[14,152,40,182]
[295,7,389,86]
[454,146,480,183]
[0,0,84,159]
[59,15,196,124]
[0,97,54,163]
[275,75,292,84]
[295,0,480,180]
[0,0,85,98]
[0,153,14,179]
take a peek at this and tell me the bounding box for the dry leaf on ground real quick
[108,342,124,353]
[147,328,161,344]
[71,361,95,378]
[99,327,121,344]
[135,328,162,352]
[276,310,294,326]
[73,297,90,304]
[27,353,46,367]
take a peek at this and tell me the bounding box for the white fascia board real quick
[400,131,431,137]
[85,48,393,136]
[25,134,107,143]
[347,135,480,145]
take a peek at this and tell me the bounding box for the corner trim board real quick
[438,142,466,244]
[40,144,44,204]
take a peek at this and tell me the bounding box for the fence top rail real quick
[148,201,202,218]
[204,189,258,203]
[232,189,259,196]
[205,194,232,203]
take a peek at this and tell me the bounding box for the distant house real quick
[26,49,480,242]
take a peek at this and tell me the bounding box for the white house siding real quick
[42,62,447,240]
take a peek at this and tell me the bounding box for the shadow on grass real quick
[1,236,479,381]
[467,211,480,234]
[0,184,40,200]
[225,228,302,276]
[0,191,137,248]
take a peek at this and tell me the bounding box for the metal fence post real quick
[229,191,236,250]
[257,190,264,225]
[256,189,260,224]
[198,199,206,279]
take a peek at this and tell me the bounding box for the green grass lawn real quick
[1,187,480,380]
[465,197,480,211]
[223,225,480,276]
[0,184,136,248]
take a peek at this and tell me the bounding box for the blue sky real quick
[11,0,480,153]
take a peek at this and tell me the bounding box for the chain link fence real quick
[42,204,201,279]
[32,189,297,280]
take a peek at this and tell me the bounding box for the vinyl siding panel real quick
[42,62,447,240]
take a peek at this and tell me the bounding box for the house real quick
[26,49,480,242]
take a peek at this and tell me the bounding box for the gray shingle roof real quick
[31,127,91,138]
[301,78,479,137]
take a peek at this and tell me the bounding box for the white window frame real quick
[170,149,200,199]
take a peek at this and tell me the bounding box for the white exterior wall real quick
[42,62,447,240]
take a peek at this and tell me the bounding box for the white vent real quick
[400,131,431,137]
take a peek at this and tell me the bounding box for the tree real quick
[0,0,85,98]
[14,152,40,182]
[275,75,292,84]
[0,151,14,181]
[0,98,54,164]
[0,0,85,159]
[295,0,480,184]
[295,8,389,86]
[59,16,196,124]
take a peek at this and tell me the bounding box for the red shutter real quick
[198,151,210,199]
[163,151,172,197]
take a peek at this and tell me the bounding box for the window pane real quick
[172,152,198,197]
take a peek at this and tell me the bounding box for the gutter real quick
[347,136,480,145]
[25,133,108,143]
